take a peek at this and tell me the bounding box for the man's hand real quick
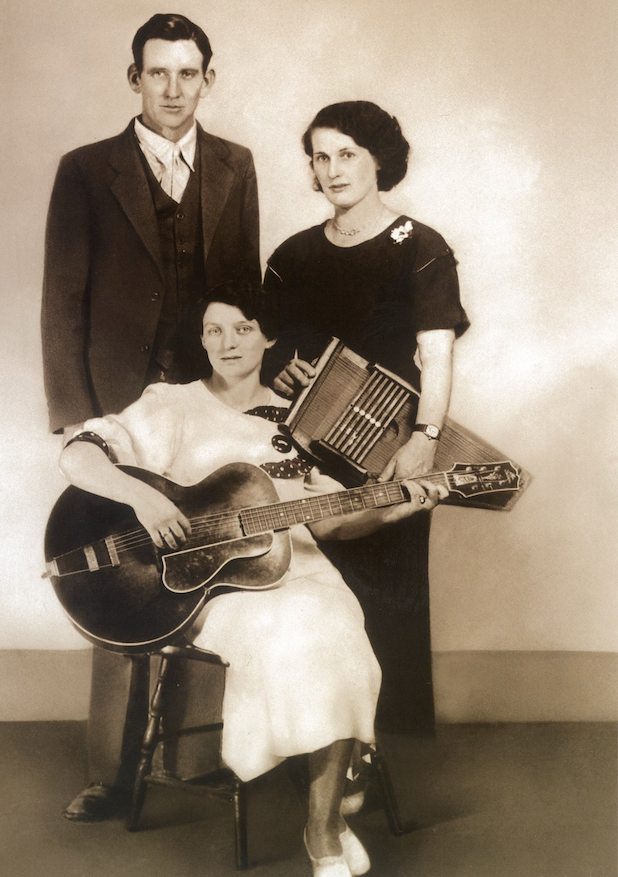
[273,358,316,397]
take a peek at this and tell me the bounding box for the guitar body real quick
[45,463,292,653]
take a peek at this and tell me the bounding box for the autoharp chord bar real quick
[350,381,408,462]
[324,370,409,463]
[328,378,407,462]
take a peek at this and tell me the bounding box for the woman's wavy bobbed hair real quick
[198,280,281,341]
[182,281,282,382]
[302,101,410,192]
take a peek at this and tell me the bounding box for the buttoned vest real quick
[140,143,206,380]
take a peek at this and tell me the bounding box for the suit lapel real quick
[107,123,236,275]
[197,126,235,257]
[108,124,163,276]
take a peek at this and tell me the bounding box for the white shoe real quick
[304,827,352,877]
[340,789,365,816]
[340,823,371,876]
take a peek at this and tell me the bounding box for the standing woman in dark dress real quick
[265,101,469,738]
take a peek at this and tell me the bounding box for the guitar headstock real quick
[446,461,521,498]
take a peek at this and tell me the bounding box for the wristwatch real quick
[412,423,441,440]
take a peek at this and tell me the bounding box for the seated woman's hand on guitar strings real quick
[130,482,192,549]
[393,478,448,520]
[60,439,192,551]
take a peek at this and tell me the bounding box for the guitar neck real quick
[239,471,448,536]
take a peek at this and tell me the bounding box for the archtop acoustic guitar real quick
[44,460,521,653]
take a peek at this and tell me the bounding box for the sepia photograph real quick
[0,1,616,875]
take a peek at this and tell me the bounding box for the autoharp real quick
[282,339,530,511]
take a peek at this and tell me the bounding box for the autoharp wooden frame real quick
[281,339,531,511]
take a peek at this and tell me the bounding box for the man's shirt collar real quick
[134,117,197,171]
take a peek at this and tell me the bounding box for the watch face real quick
[425,424,440,439]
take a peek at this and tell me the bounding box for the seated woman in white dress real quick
[59,281,446,877]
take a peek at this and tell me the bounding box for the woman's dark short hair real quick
[302,101,410,192]
[132,14,213,73]
[191,281,281,383]
[199,281,281,341]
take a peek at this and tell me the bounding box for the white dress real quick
[81,381,381,782]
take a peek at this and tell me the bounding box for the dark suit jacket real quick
[42,121,260,433]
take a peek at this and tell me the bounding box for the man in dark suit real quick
[42,13,260,821]
[42,12,260,435]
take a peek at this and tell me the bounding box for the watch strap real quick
[412,423,442,440]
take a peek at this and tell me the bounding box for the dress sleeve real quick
[76,384,185,475]
[407,227,470,338]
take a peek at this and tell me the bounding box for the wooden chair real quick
[126,643,415,870]
[126,644,250,868]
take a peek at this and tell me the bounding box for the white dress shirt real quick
[134,117,197,203]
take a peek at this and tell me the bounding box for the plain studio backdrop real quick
[0,0,616,723]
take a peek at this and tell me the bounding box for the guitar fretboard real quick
[239,476,444,535]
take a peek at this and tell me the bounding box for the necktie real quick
[160,146,187,202]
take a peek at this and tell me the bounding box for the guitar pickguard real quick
[162,533,275,593]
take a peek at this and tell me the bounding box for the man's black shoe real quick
[62,783,129,822]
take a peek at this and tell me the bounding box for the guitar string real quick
[112,471,472,558]
[89,462,508,556]
[72,466,506,555]
[109,480,411,552]
[60,476,434,559]
[56,466,513,566]
[61,487,408,562]
[111,473,445,546]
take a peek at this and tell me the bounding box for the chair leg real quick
[371,746,416,836]
[127,654,170,831]
[232,777,248,870]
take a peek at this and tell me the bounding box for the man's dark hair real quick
[302,101,410,192]
[132,14,213,73]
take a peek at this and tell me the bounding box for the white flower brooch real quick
[390,220,414,244]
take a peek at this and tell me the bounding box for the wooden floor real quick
[0,722,615,877]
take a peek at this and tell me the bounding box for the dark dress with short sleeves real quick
[265,216,469,734]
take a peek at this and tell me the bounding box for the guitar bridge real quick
[105,536,120,567]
